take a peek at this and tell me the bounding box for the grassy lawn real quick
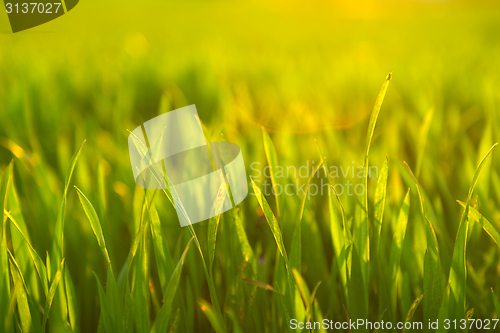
[1,0,500,331]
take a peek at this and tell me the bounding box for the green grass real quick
[1,1,500,332]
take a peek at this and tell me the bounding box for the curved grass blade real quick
[261,126,283,219]
[491,288,500,317]
[355,73,392,322]
[234,212,257,274]
[74,186,122,331]
[51,140,85,273]
[290,160,323,273]
[208,210,222,274]
[6,210,48,296]
[415,108,434,178]
[42,259,65,329]
[404,162,444,323]
[0,163,13,332]
[403,294,423,333]
[374,156,389,250]
[292,268,311,311]
[8,249,41,333]
[151,237,193,333]
[316,141,352,296]
[93,273,115,333]
[74,186,112,270]
[199,299,224,333]
[149,206,175,291]
[184,221,226,333]
[448,143,497,320]
[250,176,295,318]
[275,282,293,333]
[464,308,474,333]
[250,177,288,264]
[389,189,410,319]
[457,201,500,248]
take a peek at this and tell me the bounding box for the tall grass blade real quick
[403,294,423,333]
[457,201,500,248]
[491,288,500,317]
[42,259,65,329]
[389,189,410,319]
[354,73,392,322]
[448,143,497,320]
[151,237,193,333]
[405,162,444,323]
[93,273,115,333]
[250,177,295,311]
[261,127,283,219]
[51,140,85,272]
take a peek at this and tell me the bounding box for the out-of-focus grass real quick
[1,0,500,332]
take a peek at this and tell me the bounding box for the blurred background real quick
[1,0,500,331]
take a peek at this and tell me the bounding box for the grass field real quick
[1,0,500,332]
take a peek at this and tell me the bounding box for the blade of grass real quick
[199,299,223,333]
[0,163,13,333]
[6,210,48,296]
[151,237,193,333]
[208,208,223,275]
[234,212,257,274]
[354,73,392,323]
[389,189,410,319]
[374,156,389,251]
[185,220,226,333]
[457,201,500,248]
[448,143,497,320]
[290,160,323,274]
[8,250,39,333]
[250,176,294,318]
[51,140,85,273]
[42,259,65,329]
[149,206,175,291]
[405,162,444,323]
[403,294,423,333]
[491,288,500,317]
[74,186,122,331]
[261,127,284,220]
[315,142,351,296]
[94,273,115,333]
[415,108,434,178]
[74,186,112,270]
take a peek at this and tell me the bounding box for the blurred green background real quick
[1,0,500,332]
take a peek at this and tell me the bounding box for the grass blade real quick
[354,73,392,323]
[374,156,389,250]
[261,126,283,219]
[389,189,410,319]
[6,210,49,296]
[457,201,500,248]
[448,143,497,320]
[94,273,115,333]
[250,176,295,318]
[405,162,444,323]
[199,299,224,333]
[403,294,423,333]
[74,186,112,271]
[51,140,85,272]
[491,288,500,317]
[42,259,65,329]
[151,237,193,333]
